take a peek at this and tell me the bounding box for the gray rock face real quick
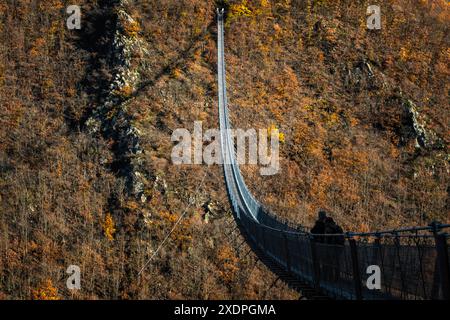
[344,60,379,92]
[85,1,149,199]
[342,56,439,152]
[403,99,430,149]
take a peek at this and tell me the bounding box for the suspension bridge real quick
[216,9,450,300]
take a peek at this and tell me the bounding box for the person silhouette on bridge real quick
[311,210,327,243]
[324,216,345,281]
[311,212,345,282]
[324,217,345,246]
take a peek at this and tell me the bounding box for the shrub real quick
[102,213,117,241]
[32,280,60,300]
[115,85,134,98]
[216,245,239,284]
[123,19,141,38]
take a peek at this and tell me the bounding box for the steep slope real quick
[0,0,297,299]
[0,0,448,299]
[221,0,449,230]
[0,0,121,299]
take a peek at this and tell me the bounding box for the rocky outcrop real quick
[344,57,441,152]
[402,99,431,149]
[202,200,220,223]
[85,0,149,201]
[343,59,381,92]
[395,95,445,152]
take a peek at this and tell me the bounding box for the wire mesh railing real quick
[216,9,450,300]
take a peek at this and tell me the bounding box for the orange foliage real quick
[102,213,116,241]
[157,211,192,249]
[32,279,60,300]
[115,85,133,98]
[216,245,239,285]
[122,19,141,37]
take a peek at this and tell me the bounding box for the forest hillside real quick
[0,0,448,299]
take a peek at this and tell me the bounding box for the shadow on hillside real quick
[129,19,218,101]
[67,2,118,129]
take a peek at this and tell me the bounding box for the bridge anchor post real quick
[349,238,363,300]
[434,233,450,300]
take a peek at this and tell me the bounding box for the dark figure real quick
[311,210,327,243]
[324,217,345,245]
[324,217,345,282]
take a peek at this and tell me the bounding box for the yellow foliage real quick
[399,47,409,61]
[226,0,262,25]
[115,85,133,98]
[260,0,270,7]
[32,279,60,300]
[267,124,285,143]
[102,213,116,241]
[171,67,182,79]
[323,112,339,126]
[123,19,141,37]
[229,1,253,17]
[304,104,314,112]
